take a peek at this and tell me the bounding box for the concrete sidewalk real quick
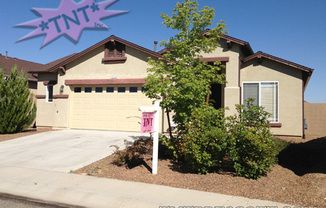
[0,165,293,208]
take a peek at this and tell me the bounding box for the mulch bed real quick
[75,136,326,208]
[2,129,324,207]
[0,127,55,142]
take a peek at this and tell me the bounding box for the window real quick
[102,41,127,64]
[85,87,92,93]
[129,87,138,93]
[141,87,149,92]
[242,82,279,122]
[46,85,53,102]
[106,87,114,93]
[118,87,125,93]
[107,41,124,58]
[95,87,103,93]
[74,87,81,93]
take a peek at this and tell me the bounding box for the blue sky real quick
[0,0,325,103]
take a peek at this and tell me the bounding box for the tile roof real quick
[243,51,314,73]
[242,51,313,90]
[25,34,313,90]
[30,35,162,73]
[0,54,44,81]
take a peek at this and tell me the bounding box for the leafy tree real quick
[0,65,36,134]
[144,0,227,135]
[143,0,276,179]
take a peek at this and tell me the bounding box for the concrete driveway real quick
[0,129,148,172]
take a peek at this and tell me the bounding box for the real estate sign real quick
[141,112,155,133]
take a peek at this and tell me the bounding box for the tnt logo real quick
[16,0,128,47]
[141,112,155,133]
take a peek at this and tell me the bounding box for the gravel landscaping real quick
[75,136,326,208]
[1,129,324,207]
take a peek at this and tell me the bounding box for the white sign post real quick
[139,100,161,175]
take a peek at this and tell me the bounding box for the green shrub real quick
[159,100,277,178]
[272,137,290,155]
[158,135,175,159]
[227,99,277,179]
[120,99,277,179]
[0,65,36,134]
[178,106,228,174]
[228,130,276,179]
[113,139,151,169]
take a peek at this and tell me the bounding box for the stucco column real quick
[224,58,240,117]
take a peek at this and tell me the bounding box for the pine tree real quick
[0,65,36,134]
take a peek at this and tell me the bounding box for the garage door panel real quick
[128,97,140,105]
[70,85,153,131]
[84,98,93,105]
[95,97,104,104]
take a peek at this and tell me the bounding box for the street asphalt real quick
[0,129,294,208]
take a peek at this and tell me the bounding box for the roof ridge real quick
[160,30,254,55]
[0,54,43,66]
[40,35,162,73]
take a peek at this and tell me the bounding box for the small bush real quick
[227,99,277,179]
[113,139,151,169]
[228,130,276,179]
[177,106,228,174]
[158,135,175,159]
[272,137,290,155]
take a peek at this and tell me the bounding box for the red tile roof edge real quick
[243,51,314,73]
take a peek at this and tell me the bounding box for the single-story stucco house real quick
[0,52,43,95]
[28,34,313,138]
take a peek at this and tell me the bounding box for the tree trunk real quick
[206,92,210,104]
[166,108,173,139]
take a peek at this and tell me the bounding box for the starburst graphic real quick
[15,0,128,48]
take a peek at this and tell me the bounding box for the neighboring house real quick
[29,34,313,138]
[0,53,43,95]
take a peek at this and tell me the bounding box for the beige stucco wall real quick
[304,102,326,138]
[241,59,303,137]
[36,44,166,131]
[200,40,241,117]
[64,45,150,80]
[36,73,69,128]
[35,39,306,136]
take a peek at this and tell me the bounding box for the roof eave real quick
[45,35,162,73]
[220,34,254,55]
[242,51,314,90]
[243,51,314,73]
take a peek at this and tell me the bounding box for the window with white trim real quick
[46,85,53,103]
[242,82,279,122]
